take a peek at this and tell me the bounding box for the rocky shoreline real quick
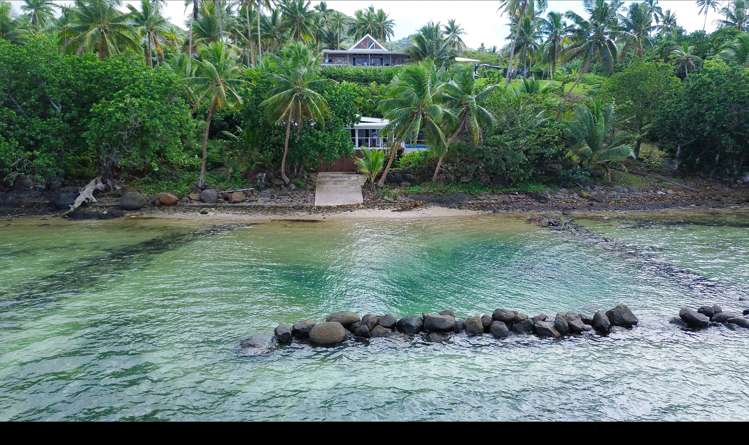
[239,304,641,355]
[1,174,747,220]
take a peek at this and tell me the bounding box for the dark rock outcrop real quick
[490,321,510,339]
[354,323,371,338]
[511,319,534,335]
[52,191,77,210]
[120,191,146,210]
[727,317,749,329]
[362,314,379,331]
[378,314,397,329]
[606,304,639,328]
[396,316,423,335]
[492,309,517,324]
[481,314,492,332]
[240,335,275,355]
[292,320,316,339]
[200,189,218,203]
[370,325,392,338]
[464,316,484,336]
[698,305,722,319]
[679,308,709,329]
[554,313,570,336]
[274,325,292,345]
[710,312,742,324]
[592,311,611,334]
[423,313,456,333]
[533,320,561,338]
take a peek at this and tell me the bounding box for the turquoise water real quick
[1,212,748,421]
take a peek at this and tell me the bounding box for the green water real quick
[1,212,748,420]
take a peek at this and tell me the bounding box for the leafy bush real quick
[654,59,749,178]
[398,150,432,169]
[599,62,682,158]
[320,66,402,84]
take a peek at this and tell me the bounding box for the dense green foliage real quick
[1,0,748,192]
[654,60,749,178]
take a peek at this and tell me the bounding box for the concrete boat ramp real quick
[314,173,366,207]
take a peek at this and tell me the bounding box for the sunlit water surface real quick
[1,212,748,421]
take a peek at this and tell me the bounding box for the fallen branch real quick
[63,176,106,216]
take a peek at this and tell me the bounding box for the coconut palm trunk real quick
[378,141,400,187]
[199,97,217,189]
[257,0,262,59]
[280,117,293,185]
[432,124,463,182]
[246,6,255,66]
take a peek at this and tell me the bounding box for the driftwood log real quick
[62,176,106,216]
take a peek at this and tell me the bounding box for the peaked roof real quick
[348,34,387,52]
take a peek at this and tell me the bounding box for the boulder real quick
[533,321,561,338]
[669,317,687,328]
[240,335,275,355]
[605,304,639,328]
[464,316,484,336]
[481,314,493,332]
[226,191,246,203]
[710,312,742,324]
[423,313,456,333]
[274,325,292,345]
[370,325,393,338]
[697,305,722,319]
[52,191,78,210]
[592,311,611,334]
[531,314,549,323]
[454,319,465,333]
[554,313,570,336]
[566,314,592,334]
[744,309,749,316]
[292,320,316,339]
[200,189,218,203]
[309,322,347,346]
[378,314,397,329]
[119,191,146,210]
[396,316,423,335]
[679,308,709,329]
[489,321,510,339]
[514,312,529,322]
[156,192,178,206]
[13,175,34,191]
[354,323,371,338]
[492,309,517,324]
[362,314,379,331]
[325,311,360,328]
[426,332,451,343]
[511,319,534,335]
[726,317,749,329]
[581,314,594,325]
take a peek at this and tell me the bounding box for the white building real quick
[350,117,428,153]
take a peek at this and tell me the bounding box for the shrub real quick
[654,59,749,178]
[320,66,402,84]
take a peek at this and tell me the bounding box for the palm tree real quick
[697,0,721,31]
[352,6,377,40]
[619,2,653,58]
[657,9,679,36]
[377,60,447,186]
[373,8,394,42]
[0,1,24,43]
[193,1,226,45]
[62,0,138,59]
[567,100,634,181]
[643,0,664,24]
[127,0,169,67]
[499,0,533,84]
[409,22,453,66]
[254,0,271,59]
[669,43,702,78]
[356,149,385,190]
[191,41,244,188]
[21,0,57,31]
[443,19,466,52]
[719,0,748,31]
[563,0,622,86]
[540,11,565,78]
[261,43,330,185]
[326,10,347,49]
[261,7,285,52]
[280,0,315,43]
[433,65,497,181]
[719,32,749,66]
[512,13,542,75]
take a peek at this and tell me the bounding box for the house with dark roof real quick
[322,34,410,67]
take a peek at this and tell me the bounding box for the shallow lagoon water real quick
[1,212,748,420]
